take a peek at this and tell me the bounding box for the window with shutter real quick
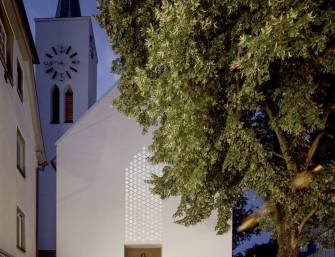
[64,87,73,123]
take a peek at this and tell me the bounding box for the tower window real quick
[17,207,26,252]
[64,87,73,123]
[51,85,60,124]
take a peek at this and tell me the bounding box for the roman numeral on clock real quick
[52,47,58,55]
[52,71,58,79]
[46,68,54,74]
[70,52,78,58]
[66,71,72,79]
[66,46,72,54]
[70,67,78,72]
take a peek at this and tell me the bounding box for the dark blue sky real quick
[24,0,119,98]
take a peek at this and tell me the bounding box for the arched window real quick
[51,85,60,124]
[64,87,73,123]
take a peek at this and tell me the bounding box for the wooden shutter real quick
[65,89,73,123]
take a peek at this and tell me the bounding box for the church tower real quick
[35,0,98,256]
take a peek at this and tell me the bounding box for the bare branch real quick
[298,208,318,233]
[272,152,285,160]
[264,104,298,172]
[304,111,329,170]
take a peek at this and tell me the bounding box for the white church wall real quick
[56,87,232,257]
[163,198,231,257]
[35,16,98,252]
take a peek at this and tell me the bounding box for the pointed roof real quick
[56,0,81,18]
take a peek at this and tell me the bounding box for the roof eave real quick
[16,0,40,64]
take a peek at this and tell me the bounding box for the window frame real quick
[17,128,25,178]
[17,60,23,102]
[0,1,13,85]
[64,87,73,123]
[51,85,60,124]
[16,207,26,252]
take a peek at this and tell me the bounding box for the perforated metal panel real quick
[125,147,162,243]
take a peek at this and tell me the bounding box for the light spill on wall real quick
[125,147,163,243]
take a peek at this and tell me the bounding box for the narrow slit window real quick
[64,87,73,123]
[51,85,60,124]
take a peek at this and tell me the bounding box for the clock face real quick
[43,44,80,82]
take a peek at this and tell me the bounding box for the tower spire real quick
[56,0,81,18]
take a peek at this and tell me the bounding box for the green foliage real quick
[98,0,335,255]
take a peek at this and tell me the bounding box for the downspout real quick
[36,162,47,257]
[36,166,41,257]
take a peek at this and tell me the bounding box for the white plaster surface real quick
[57,87,232,257]
[0,29,40,257]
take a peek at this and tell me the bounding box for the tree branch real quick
[312,45,335,67]
[264,104,298,172]
[298,208,318,233]
[304,111,329,170]
[272,152,285,160]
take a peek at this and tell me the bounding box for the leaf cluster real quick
[98,0,335,247]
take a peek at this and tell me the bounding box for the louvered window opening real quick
[65,89,73,123]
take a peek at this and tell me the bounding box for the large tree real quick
[97,1,335,257]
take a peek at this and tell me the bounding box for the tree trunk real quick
[276,228,299,257]
[276,245,299,257]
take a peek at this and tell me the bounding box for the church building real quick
[34,1,232,257]
[56,87,232,257]
[34,0,97,256]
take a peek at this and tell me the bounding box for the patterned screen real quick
[125,147,163,243]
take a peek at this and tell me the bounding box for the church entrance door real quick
[125,246,161,257]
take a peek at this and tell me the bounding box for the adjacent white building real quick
[56,87,232,257]
[0,1,46,257]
